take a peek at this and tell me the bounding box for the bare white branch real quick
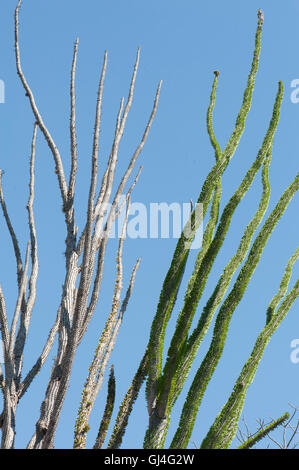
[15,0,68,205]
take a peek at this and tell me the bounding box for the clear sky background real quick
[0,0,299,449]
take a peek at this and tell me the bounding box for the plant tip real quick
[257,9,264,24]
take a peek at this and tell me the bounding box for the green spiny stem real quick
[108,350,148,449]
[201,247,299,449]
[143,74,223,449]
[170,168,299,449]
[266,246,299,323]
[146,15,262,428]
[189,72,223,287]
[137,75,221,451]
[207,73,222,161]
[93,365,115,449]
[181,73,223,306]
[156,83,282,432]
[196,13,263,216]
[237,413,290,449]
[172,145,273,407]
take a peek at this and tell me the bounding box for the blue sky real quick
[0,0,299,449]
